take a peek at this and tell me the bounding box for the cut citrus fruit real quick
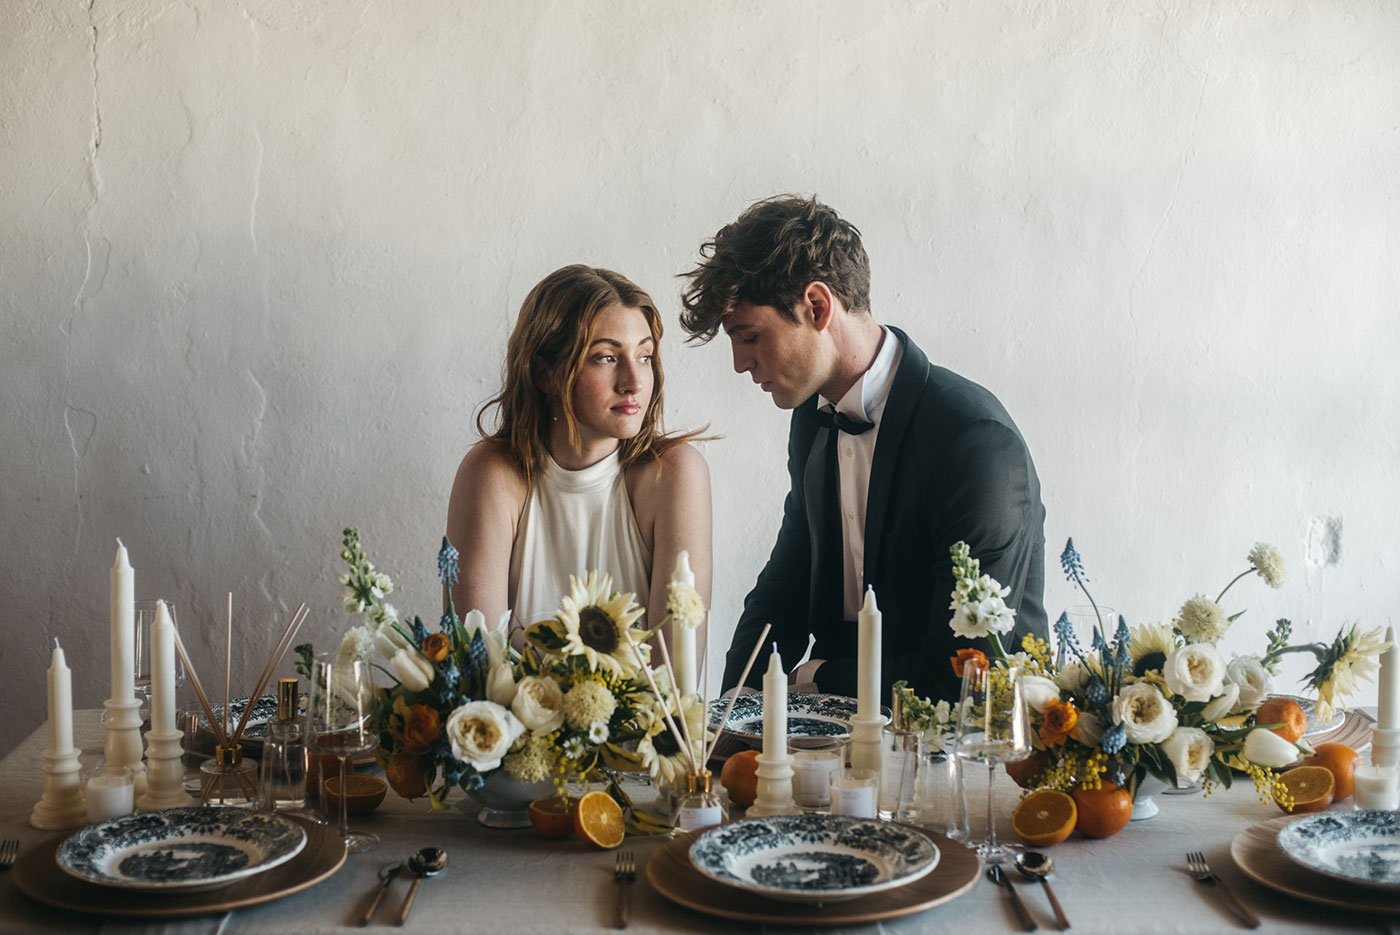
[573,789,626,849]
[1011,789,1077,846]
[1274,765,1335,814]
[720,749,761,807]
[1254,696,1307,744]
[1071,782,1133,839]
[529,795,577,840]
[1302,742,1359,801]
[1005,750,1050,789]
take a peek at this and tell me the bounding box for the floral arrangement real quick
[330,528,701,820]
[946,538,1390,801]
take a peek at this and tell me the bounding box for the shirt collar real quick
[819,326,900,423]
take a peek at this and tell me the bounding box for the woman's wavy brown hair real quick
[477,265,701,490]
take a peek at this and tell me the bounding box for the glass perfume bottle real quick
[259,677,307,812]
[880,692,922,820]
[670,770,728,834]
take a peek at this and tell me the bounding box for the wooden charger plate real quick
[646,825,980,926]
[1231,814,1399,916]
[12,813,346,918]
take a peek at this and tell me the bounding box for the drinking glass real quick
[953,663,1031,864]
[1054,605,1118,668]
[134,600,186,710]
[305,655,380,853]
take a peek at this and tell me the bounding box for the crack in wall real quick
[249,129,263,250]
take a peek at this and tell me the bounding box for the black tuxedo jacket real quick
[722,327,1047,704]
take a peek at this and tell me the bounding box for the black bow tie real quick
[811,405,875,435]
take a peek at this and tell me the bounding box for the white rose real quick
[486,662,519,707]
[1163,643,1226,702]
[391,649,434,692]
[445,700,525,772]
[1242,727,1300,768]
[1201,682,1240,723]
[511,675,565,733]
[1161,726,1215,786]
[1226,656,1273,710]
[1053,660,1092,693]
[1112,682,1178,744]
[1020,675,1061,713]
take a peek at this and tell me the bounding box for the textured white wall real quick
[2,1,1397,757]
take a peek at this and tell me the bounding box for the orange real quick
[1254,697,1307,744]
[1011,789,1077,847]
[1273,765,1335,814]
[1302,742,1360,801]
[720,749,762,807]
[528,795,577,840]
[1070,782,1133,839]
[385,754,429,800]
[573,789,626,849]
[1005,750,1050,789]
[323,774,387,815]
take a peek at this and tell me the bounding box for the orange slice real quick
[529,795,577,840]
[1273,765,1335,814]
[1302,742,1359,801]
[573,789,626,849]
[1011,789,1077,846]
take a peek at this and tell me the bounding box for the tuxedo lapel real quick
[863,328,930,580]
[802,407,844,628]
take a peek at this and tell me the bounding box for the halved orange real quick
[529,795,577,839]
[1302,742,1359,801]
[1273,765,1335,814]
[573,789,625,849]
[1011,789,1077,846]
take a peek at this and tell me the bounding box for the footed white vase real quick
[1130,774,1170,820]
[463,771,554,829]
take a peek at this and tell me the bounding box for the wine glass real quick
[134,601,186,714]
[953,662,1031,864]
[306,654,380,853]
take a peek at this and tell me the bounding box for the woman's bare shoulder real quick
[628,442,710,495]
[454,439,528,500]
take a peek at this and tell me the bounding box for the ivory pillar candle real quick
[150,600,176,734]
[671,550,698,698]
[110,541,135,703]
[763,649,787,758]
[857,587,881,719]
[47,640,74,755]
[1378,624,1397,731]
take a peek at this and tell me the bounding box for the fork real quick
[1186,851,1259,928]
[0,839,18,871]
[614,850,636,929]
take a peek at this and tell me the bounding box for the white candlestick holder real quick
[746,751,801,817]
[103,697,147,798]
[1371,725,1400,769]
[138,728,194,810]
[848,714,886,775]
[30,747,86,830]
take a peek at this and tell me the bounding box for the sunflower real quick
[1307,624,1389,722]
[552,571,646,676]
[1129,622,1178,676]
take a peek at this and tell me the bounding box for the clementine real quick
[1070,782,1133,839]
[720,749,762,807]
[1011,789,1077,846]
[1302,742,1360,801]
[1273,765,1335,814]
[1005,750,1050,789]
[573,790,626,849]
[1254,696,1307,744]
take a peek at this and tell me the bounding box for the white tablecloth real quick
[0,711,1390,934]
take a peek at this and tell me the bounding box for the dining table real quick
[0,708,1392,934]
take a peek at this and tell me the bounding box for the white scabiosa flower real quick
[1248,543,1285,589]
[1176,596,1229,643]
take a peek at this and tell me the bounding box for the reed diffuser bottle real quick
[259,677,307,812]
[670,769,728,833]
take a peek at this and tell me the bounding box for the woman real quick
[447,265,712,653]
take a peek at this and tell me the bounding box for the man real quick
[680,195,1046,703]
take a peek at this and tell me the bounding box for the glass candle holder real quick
[791,749,842,808]
[830,767,878,818]
[880,693,922,820]
[85,765,135,823]
[1353,759,1400,810]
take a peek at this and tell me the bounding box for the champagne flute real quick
[306,654,380,853]
[953,662,1031,864]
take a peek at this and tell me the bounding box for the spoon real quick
[1016,851,1071,930]
[987,863,1037,931]
[360,861,403,926]
[397,847,447,926]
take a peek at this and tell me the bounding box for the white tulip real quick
[1242,728,1300,768]
[1020,675,1061,713]
[486,662,518,707]
[1201,682,1240,723]
[391,649,435,692]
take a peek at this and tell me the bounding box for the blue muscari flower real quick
[467,629,489,675]
[1084,676,1110,707]
[459,768,484,792]
[436,663,460,707]
[438,611,455,634]
[437,537,460,587]
[1060,538,1087,582]
[1105,764,1127,787]
[1091,631,1110,655]
[1114,618,1132,670]
[1053,612,1076,650]
[443,761,466,789]
[412,615,429,644]
[1100,722,1127,755]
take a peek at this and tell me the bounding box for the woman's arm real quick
[632,443,712,660]
[445,440,528,629]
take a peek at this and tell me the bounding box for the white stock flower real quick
[1161,726,1215,786]
[1201,682,1241,722]
[391,649,434,692]
[445,700,525,772]
[342,590,366,614]
[511,675,565,733]
[486,662,518,707]
[1020,675,1061,714]
[1111,682,1178,744]
[1226,656,1273,709]
[335,626,375,668]
[1242,728,1300,768]
[1163,643,1226,702]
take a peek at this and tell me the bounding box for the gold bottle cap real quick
[215,743,243,767]
[686,770,713,795]
[890,691,907,730]
[277,677,299,721]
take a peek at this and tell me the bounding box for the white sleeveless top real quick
[508,450,652,629]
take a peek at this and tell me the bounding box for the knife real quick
[988,864,1038,931]
[361,862,404,926]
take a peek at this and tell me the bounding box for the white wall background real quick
[2,0,1397,757]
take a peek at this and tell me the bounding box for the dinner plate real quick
[1231,815,1400,915]
[1276,810,1400,889]
[709,692,887,750]
[57,806,307,893]
[688,813,939,903]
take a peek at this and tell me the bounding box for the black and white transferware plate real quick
[688,813,939,902]
[709,693,886,750]
[57,807,307,892]
[1277,810,1400,889]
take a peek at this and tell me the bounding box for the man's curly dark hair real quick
[679,195,871,342]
